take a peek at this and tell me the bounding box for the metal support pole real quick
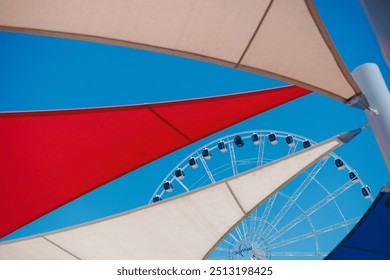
[352,63,390,173]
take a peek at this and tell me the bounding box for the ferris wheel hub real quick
[229,239,269,260]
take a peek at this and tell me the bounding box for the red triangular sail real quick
[0,86,310,238]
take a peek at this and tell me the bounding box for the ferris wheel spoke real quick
[228,142,239,176]
[270,252,328,257]
[268,216,361,250]
[240,220,250,239]
[221,238,235,247]
[256,136,266,167]
[173,177,190,192]
[234,225,245,240]
[287,141,299,155]
[198,154,216,184]
[261,157,329,239]
[276,192,320,253]
[313,178,351,230]
[253,218,282,246]
[214,247,231,253]
[236,158,257,167]
[248,210,259,242]
[229,232,240,242]
[187,174,208,191]
[266,180,356,244]
[255,194,277,239]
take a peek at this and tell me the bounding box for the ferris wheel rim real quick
[150,129,366,203]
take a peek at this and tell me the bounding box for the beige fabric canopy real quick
[0,135,344,260]
[0,0,360,102]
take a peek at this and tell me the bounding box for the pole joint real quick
[346,93,370,110]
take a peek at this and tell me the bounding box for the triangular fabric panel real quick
[0,136,342,259]
[326,184,390,260]
[0,0,360,101]
[238,0,359,101]
[0,86,310,239]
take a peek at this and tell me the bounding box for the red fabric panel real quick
[0,86,310,238]
[152,86,310,140]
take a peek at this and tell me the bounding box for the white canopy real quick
[0,0,360,101]
[0,135,344,259]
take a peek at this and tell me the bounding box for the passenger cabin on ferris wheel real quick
[234,135,244,147]
[188,157,198,168]
[285,135,294,147]
[251,133,260,145]
[202,148,212,160]
[175,168,185,180]
[218,141,227,152]
[268,133,278,145]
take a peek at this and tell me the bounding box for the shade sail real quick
[326,184,390,260]
[0,134,344,259]
[0,0,360,102]
[0,85,309,239]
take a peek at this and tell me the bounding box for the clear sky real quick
[0,0,389,253]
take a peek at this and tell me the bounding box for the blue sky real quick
[0,0,389,248]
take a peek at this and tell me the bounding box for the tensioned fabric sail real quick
[0,134,344,259]
[0,86,310,239]
[326,184,390,260]
[0,0,360,102]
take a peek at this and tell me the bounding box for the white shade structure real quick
[0,131,361,260]
[0,0,360,102]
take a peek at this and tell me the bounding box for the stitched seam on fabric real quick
[147,105,192,142]
[236,0,274,67]
[42,236,81,260]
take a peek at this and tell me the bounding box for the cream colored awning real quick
[0,133,352,260]
[0,0,360,102]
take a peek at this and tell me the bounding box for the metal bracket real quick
[346,93,370,110]
[337,127,363,143]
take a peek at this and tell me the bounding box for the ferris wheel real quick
[149,130,373,260]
